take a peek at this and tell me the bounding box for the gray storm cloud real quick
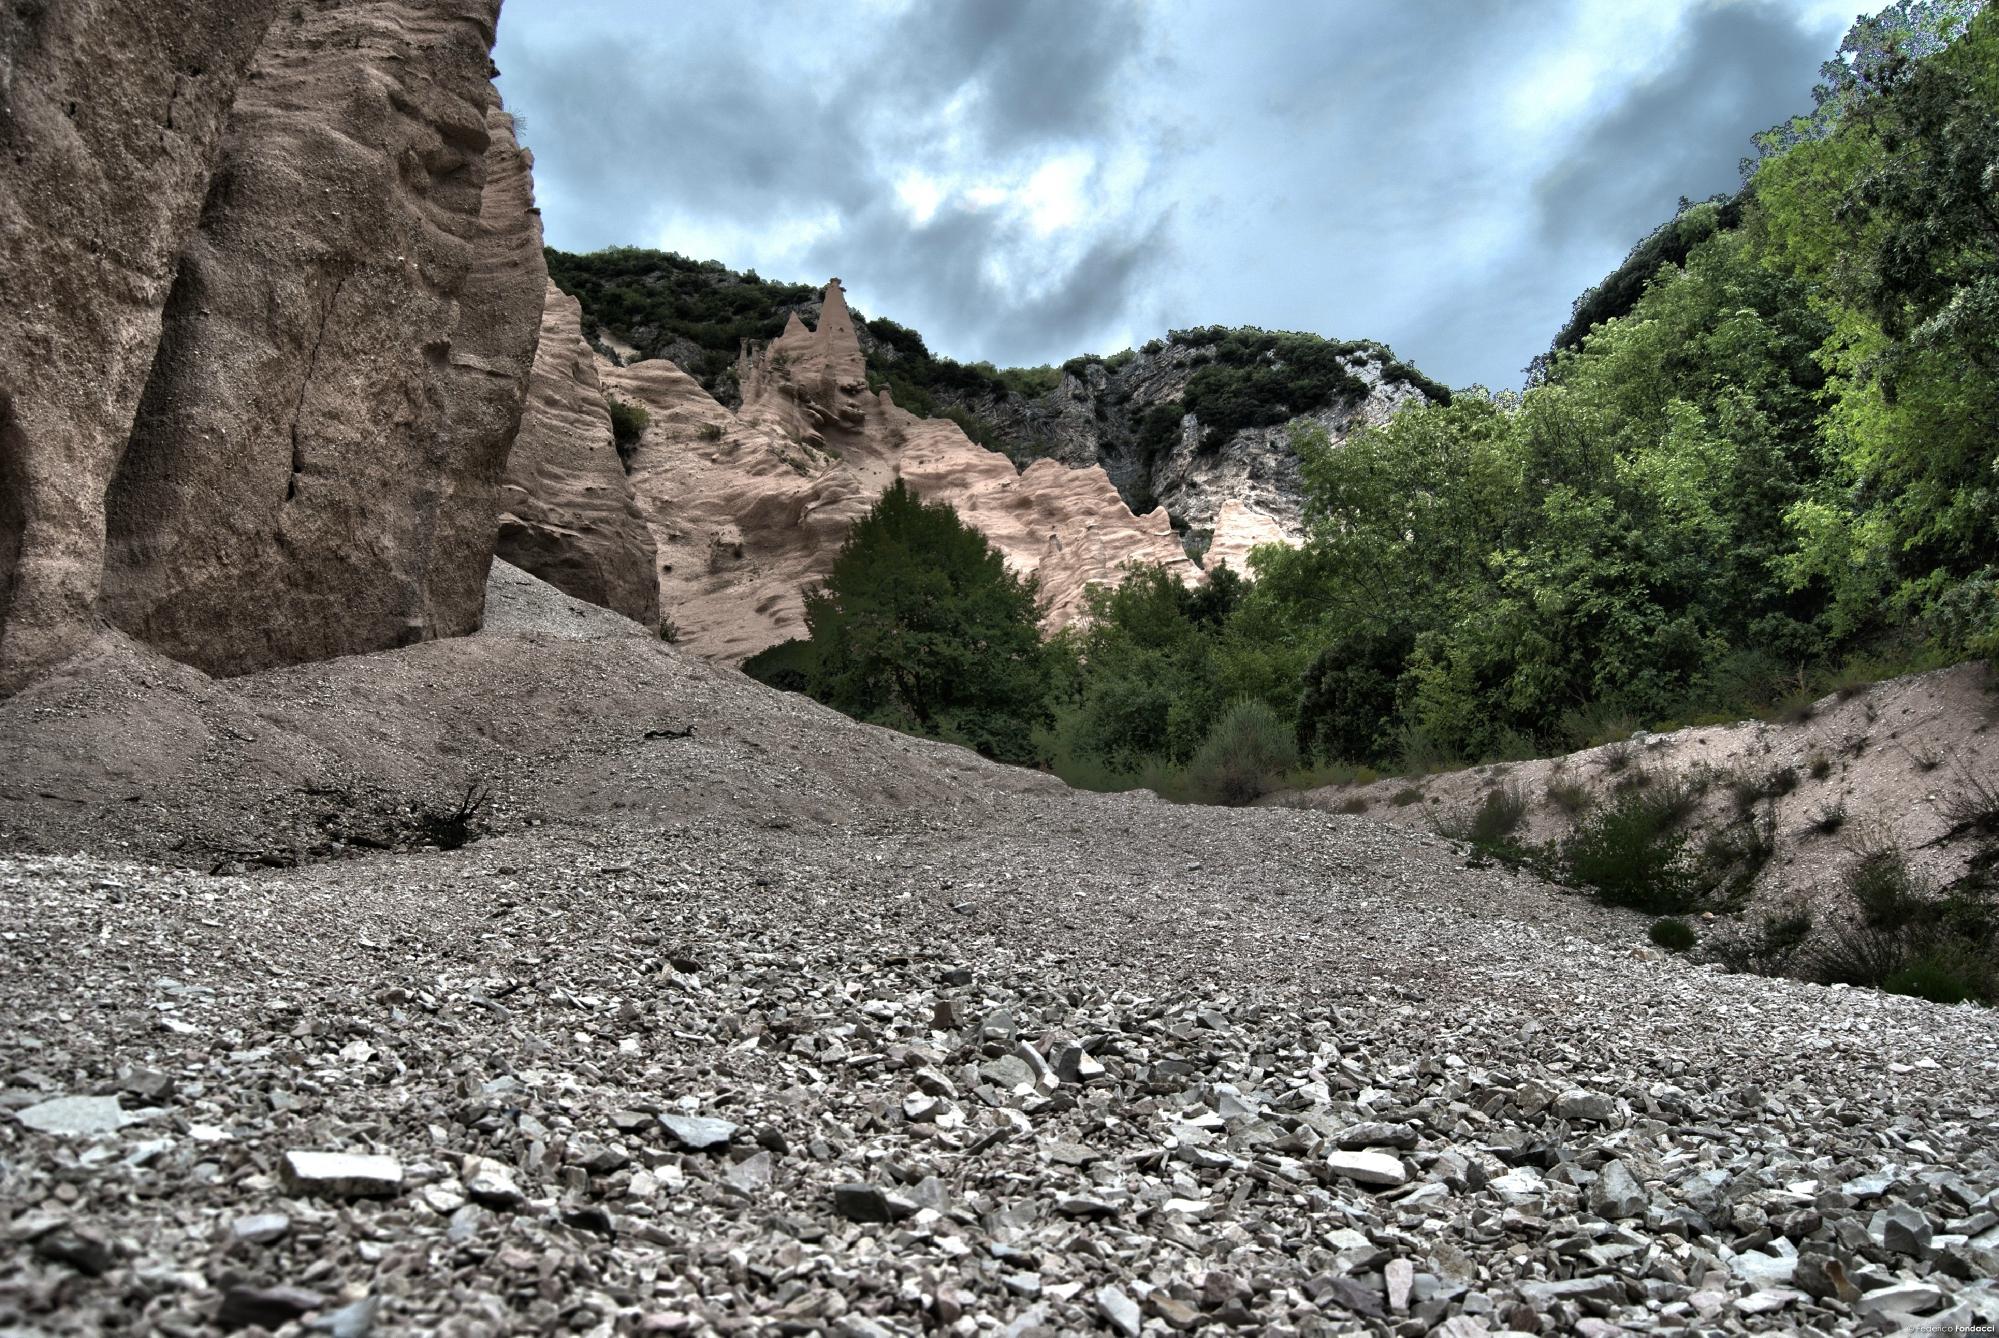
[496,0,1848,388]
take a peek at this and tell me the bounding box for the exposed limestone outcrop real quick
[558,259,1440,565]
[497,283,661,626]
[0,0,281,694]
[97,2,544,677]
[1205,498,1296,576]
[604,281,1194,661]
[942,341,1433,562]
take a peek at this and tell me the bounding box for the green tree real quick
[1757,10,1999,655]
[759,479,1052,764]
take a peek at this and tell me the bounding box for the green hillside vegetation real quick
[748,5,1997,808]
[1063,3,1999,781]
[547,255,1451,481]
[544,247,817,393]
[545,246,1054,417]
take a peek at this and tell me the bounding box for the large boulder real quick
[497,284,661,627]
[96,1,544,677]
[0,0,281,694]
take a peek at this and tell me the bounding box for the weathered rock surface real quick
[607,280,1195,660]
[871,326,1433,560]
[1206,495,1298,575]
[96,1,543,678]
[497,282,660,625]
[607,274,1439,566]
[1,564,1995,1333]
[0,0,280,693]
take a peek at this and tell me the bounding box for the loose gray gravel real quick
[2,570,1996,1335]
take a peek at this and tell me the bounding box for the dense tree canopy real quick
[1050,7,1999,774]
[744,481,1053,764]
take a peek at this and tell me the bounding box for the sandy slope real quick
[1289,664,1999,946]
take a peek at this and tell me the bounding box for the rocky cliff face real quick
[98,2,544,677]
[931,340,1434,564]
[553,254,1441,570]
[497,283,661,626]
[602,281,1195,661]
[0,0,281,693]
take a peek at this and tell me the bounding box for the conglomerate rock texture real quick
[98,1,544,677]
[0,564,1995,1336]
[602,281,1195,662]
[0,0,281,694]
[497,283,661,626]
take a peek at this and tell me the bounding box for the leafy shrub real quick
[1186,698,1299,806]
[1390,786,1423,807]
[1730,766,1799,815]
[1758,904,1814,958]
[748,481,1052,765]
[1134,400,1186,463]
[1562,789,1697,914]
[1546,777,1594,817]
[1649,917,1697,952]
[1535,193,1746,372]
[1439,784,1531,859]
[1171,328,1373,446]
[1296,629,1413,766]
[742,636,815,693]
[1692,811,1776,908]
[1849,847,1927,929]
[1812,923,1919,991]
[1940,768,1999,841]
[1810,838,1997,1003]
[1882,945,1991,1005]
[607,397,649,464]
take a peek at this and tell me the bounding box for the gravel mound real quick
[2,569,1996,1335]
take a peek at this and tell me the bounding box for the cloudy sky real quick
[494,0,1858,390]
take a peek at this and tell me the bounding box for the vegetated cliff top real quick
[544,244,1450,437]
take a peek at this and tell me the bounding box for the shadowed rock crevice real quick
[495,282,661,625]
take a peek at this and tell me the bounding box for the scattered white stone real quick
[279,1150,403,1200]
[1323,1150,1407,1188]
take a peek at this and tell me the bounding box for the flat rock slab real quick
[217,1284,325,1331]
[279,1150,403,1199]
[659,1112,737,1151]
[13,1095,138,1136]
[1324,1150,1408,1188]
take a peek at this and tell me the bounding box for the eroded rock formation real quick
[0,0,282,693]
[601,281,1195,661]
[497,284,661,626]
[955,342,1433,557]
[99,2,544,677]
